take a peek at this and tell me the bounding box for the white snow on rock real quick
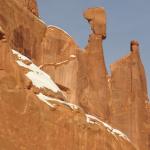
[56,60,69,65]
[36,93,56,108]
[70,55,76,58]
[48,25,71,38]
[36,15,47,25]
[86,114,130,142]
[12,50,31,61]
[37,93,79,110]
[86,114,101,124]
[12,49,60,93]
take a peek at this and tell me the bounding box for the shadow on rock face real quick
[0,26,6,40]
[13,25,32,59]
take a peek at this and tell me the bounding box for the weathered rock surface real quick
[109,41,150,150]
[83,7,106,39]
[16,0,39,16]
[34,7,110,122]
[0,37,136,150]
[0,0,149,150]
[0,0,46,60]
[38,26,79,104]
[77,8,110,121]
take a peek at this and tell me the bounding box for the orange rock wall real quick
[0,0,149,150]
[0,30,136,150]
[39,26,79,104]
[110,48,149,150]
[15,0,39,16]
[0,0,46,61]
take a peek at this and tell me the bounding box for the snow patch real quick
[36,93,55,108]
[48,25,71,38]
[12,50,30,61]
[36,93,78,110]
[70,55,76,58]
[12,50,60,93]
[86,114,130,141]
[38,16,46,25]
[56,60,68,65]
[86,114,101,124]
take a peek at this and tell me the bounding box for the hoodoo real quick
[77,7,110,121]
[83,7,106,38]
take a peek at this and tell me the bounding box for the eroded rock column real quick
[78,8,110,121]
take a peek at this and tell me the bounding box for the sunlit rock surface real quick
[109,40,150,150]
[0,0,149,150]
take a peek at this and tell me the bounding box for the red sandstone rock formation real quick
[0,0,149,150]
[0,0,46,60]
[110,40,150,150]
[39,26,79,104]
[16,0,39,16]
[77,8,110,121]
[83,7,106,39]
[0,27,135,150]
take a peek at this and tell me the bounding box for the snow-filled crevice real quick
[37,93,79,110]
[86,114,130,142]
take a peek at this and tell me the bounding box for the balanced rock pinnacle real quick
[83,7,106,39]
[77,7,110,121]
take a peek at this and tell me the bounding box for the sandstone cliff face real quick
[110,41,149,150]
[0,0,149,149]
[0,30,135,149]
[0,27,10,70]
[16,0,39,16]
[145,102,150,148]
[35,7,110,121]
[0,0,46,60]
[38,26,79,104]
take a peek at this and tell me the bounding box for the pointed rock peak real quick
[130,40,140,52]
[83,7,106,39]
